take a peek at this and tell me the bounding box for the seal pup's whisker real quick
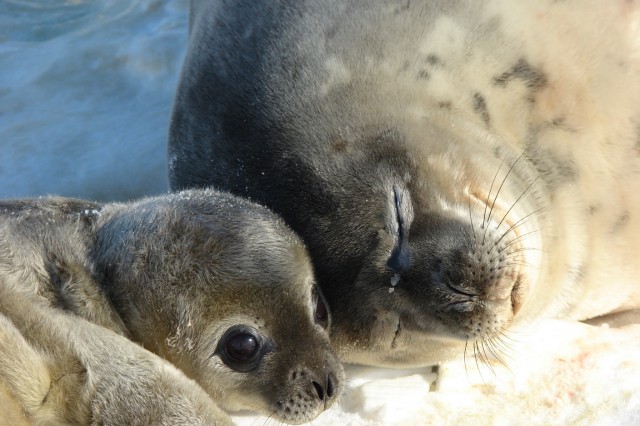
[257,411,277,426]
[334,378,355,413]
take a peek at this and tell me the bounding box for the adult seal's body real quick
[169,0,640,367]
[0,190,343,424]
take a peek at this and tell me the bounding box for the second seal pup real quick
[169,0,640,366]
[0,189,343,424]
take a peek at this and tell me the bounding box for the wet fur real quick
[170,0,640,367]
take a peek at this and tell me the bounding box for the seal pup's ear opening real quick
[312,285,330,329]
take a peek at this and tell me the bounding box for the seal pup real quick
[0,189,343,424]
[169,0,640,367]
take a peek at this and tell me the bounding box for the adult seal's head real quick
[169,1,640,366]
[91,190,343,423]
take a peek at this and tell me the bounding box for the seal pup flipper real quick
[0,312,52,423]
[0,377,30,426]
[0,281,231,425]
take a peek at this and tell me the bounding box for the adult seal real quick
[0,189,343,424]
[169,0,640,366]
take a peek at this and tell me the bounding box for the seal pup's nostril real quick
[312,380,325,400]
[326,373,335,399]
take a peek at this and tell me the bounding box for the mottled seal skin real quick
[169,0,640,367]
[0,189,343,424]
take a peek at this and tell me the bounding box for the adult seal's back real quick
[169,0,640,366]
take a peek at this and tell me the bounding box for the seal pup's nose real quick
[311,372,337,407]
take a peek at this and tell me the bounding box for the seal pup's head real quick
[92,189,344,424]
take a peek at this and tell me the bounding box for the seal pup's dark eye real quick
[226,333,258,362]
[216,325,268,372]
[313,287,330,329]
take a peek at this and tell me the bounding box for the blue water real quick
[0,0,189,201]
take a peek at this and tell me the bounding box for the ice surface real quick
[233,320,640,425]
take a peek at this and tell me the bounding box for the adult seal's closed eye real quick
[169,0,640,366]
[0,189,343,424]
